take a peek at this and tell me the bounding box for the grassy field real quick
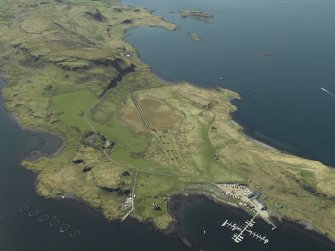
[53,89,98,131]
[0,0,334,240]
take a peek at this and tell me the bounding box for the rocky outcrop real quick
[84,9,107,22]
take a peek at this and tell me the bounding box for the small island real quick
[178,10,214,23]
[187,32,202,42]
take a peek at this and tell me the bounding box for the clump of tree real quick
[81,130,117,151]
[82,166,93,173]
[100,186,131,196]
[72,159,85,164]
[96,168,133,196]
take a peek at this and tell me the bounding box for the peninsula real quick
[0,0,334,241]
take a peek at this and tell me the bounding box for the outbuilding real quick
[253,199,267,210]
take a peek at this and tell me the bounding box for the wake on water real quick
[321,87,335,98]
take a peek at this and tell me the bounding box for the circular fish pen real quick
[59,224,70,233]
[38,214,50,222]
[19,204,30,213]
[69,229,80,238]
[49,217,60,227]
[28,209,40,217]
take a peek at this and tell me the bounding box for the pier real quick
[121,169,139,222]
[221,213,269,244]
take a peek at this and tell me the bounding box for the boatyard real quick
[217,183,277,230]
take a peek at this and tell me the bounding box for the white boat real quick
[321,87,335,97]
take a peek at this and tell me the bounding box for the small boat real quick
[203,230,206,234]
[259,51,272,57]
[321,87,335,97]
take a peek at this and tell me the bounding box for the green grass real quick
[53,89,98,131]
[199,125,217,171]
[93,121,153,165]
[134,172,186,224]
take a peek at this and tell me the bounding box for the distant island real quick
[0,0,334,242]
[187,32,202,42]
[178,10,214,23]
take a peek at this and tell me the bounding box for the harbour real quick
[221,213,270,244]
[171,194,335,251]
